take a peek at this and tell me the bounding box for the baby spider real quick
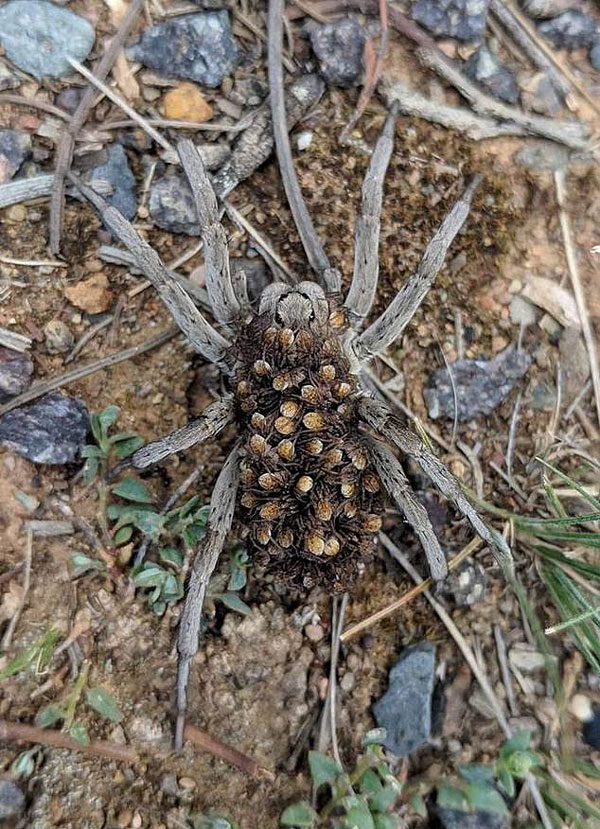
[73,0,509,751]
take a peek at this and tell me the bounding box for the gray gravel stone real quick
[0,129,32,185]
[372,642,435,756]
[412,0,490,42]
[0,346,33,402]
[522,0,577,17]
[309,18,366,87]
[0,392,89,464]
[149,174,199,235]
[0,780,25,819]
[0,0,95,80]
[424,348,532,421]
[465,46,519,103]
[85,144,137,220]
[519,71,563,116]
[538,11,598,49]
[129,11,239,87]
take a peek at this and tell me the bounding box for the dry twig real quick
[1,528,33,651]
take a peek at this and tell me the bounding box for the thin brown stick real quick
[0,329,177,418]
[494,624,519,717]
[49,0,144,253]
[0,94,71,120]
[341,536,481,641]
[0,719,138,763]
[1,528,33,651]
[555,170,600,430]
[183,723,274,779]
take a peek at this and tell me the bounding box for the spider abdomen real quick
[233,308,383,591]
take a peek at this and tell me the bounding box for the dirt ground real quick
[1,1,600,828]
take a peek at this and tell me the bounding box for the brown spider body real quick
[232,289,382,591]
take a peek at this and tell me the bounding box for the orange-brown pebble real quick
[278,529,294,548]
[251,412,267,430]
[273,374,289,391]
[280,399,300,419]
[319,364,336,382]
[306,531,324,556]
[301,385,319,403]
[275,416,295,435]
[329,309,346,329]
[241,492,256,508]
[362,514,383,532]
[253,359,271,376]
[333,382,352,399]
[278,328,295,347]
[249,434,268,455]
[316,500,333,521]
[363,474,380,492]
[324,536,340,557]
[341,482,356,498]
[296,475,313,493]
[277,439,294,460]
[256,525,272,545]
[260,501,282,520]
[305,438,324,455]
[303,412,326,431]
[258,472,281,491]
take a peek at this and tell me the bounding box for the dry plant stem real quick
[341,536,481,641]
[68,175,232,371]
[101,116,251,132]
[267,0,340,294]
[177,140,241,327]
[355,177,481,362]
[344,106,397,324]
[126,399,234,471]
[488,0,569,96]
[49,0,144,253]
[0,719,138,763]
[1,527,32,651]
[67,58,173,153]
[555,170,600,430]
[379,533,554,829]
[176,447,241,751]
[494,624,519,717]
[224,201,298,285]
[0,93,71,121]
[183,723,273,779]
[0,328,177,418]
[368,438,448,581]
[418,47,589,150]
[0,255,67,268]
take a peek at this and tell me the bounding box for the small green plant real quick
[0,626,60,680]
[35,662,123,746]
[191,813,240,829]
[81,404,143,483]
[280,729,403,828]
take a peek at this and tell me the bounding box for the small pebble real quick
[161,82,213,123]
[0,780,25,819]
[160,774,179,797]
[0,128,31,184]
[305,623,325,642]
[0,346,33,402]
[309,17,366,87]
[117,809,133,828]
[85,144,137,221]
[412,0,491,42]
[178,777,196,790]
[340,671,355,692]
[4,204,26,223]
[44,320,73,354]
[508,646,546,673]
[522,0,577,17]
[297,130,313,151]
[590,43,600,72]
[465,46,519,103]
[64,274,112,314]
[537,10,598,49]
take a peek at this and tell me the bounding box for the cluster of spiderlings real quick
[232,305,383,591]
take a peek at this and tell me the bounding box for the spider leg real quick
[367,436,448,581]
[352,176,481,363]
[359,397,512,571]
[69,174,233,372]
[115,399,234,472]
[344,107,397,326]
[177,139,241,329]
[175,445,240,751]
[267,0,341,295]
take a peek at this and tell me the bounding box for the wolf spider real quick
[74,0,509,750]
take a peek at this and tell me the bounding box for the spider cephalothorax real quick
[75,0,510,751]
[233,284,382,591]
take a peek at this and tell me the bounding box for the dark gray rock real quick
[436,806,509,829]
[0,392,89,465]
[538,11,598,49]
[591,43,600,72]
[529,382,557,412]
[85,144,137,220]
[0,779,25,819]
[465,46,519,103]
[519,71,563,116]
[0,347,33,403]
[522,0,577,17]
[372,642,435,756]
[0,129,32,185]
[0,0,95,80]
[56,86,85,115]
[309,18,366,87]
[425,349,531,421]
[411,0,490,42]
[149,174,199,235]
[129,11,239,88]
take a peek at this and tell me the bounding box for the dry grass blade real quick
[1,527,33,651]
[554,170,600,430]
